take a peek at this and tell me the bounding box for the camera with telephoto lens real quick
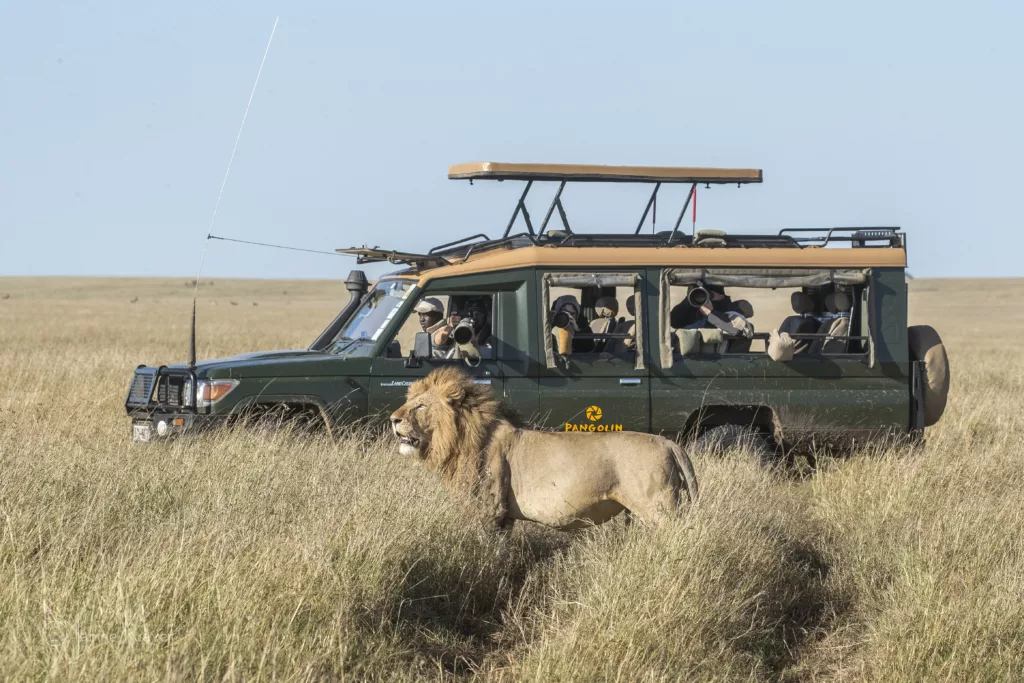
[687,285,711,308]
[551,310,574,329]
[451,318,476,345]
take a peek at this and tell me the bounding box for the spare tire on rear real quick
[908,325,950,426]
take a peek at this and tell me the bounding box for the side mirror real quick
[406,332,432,368]
[413,331,432,358]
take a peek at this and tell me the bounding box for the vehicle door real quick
[534,270,651,433]
[368,289,504,420]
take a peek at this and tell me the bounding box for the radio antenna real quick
[189,16,279,369]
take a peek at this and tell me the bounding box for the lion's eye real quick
[415,404,425,411]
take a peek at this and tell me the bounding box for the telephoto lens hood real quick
[688,286,710,308]
[552,311,573,329]
[451,319,475,345]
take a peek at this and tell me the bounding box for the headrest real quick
[732,299,754,318]
[625,295,635,317]
[790,291,815,315]
[593,296,619,318]
[828,291,852,312]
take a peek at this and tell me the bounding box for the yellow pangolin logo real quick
[566,405,622,432]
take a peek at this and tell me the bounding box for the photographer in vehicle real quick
[550,294,597,355]
[444,296,493,363]
[675,284,752,337]
[413,297,458,358]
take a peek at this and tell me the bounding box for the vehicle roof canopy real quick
[448,162,763,184]
[339,162,906,281]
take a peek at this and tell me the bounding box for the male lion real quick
[390,367,699,530]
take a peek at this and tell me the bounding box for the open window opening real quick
[384,293,496,361]
[541,273,645,369]
[659,268,871,367]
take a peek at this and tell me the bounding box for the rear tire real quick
[696,424,774,464]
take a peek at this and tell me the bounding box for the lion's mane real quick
[407,366,519,492]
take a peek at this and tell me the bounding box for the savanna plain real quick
[1,276,1022,682]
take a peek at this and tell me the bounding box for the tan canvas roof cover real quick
[411,245,905,285]
[448,162,763,184]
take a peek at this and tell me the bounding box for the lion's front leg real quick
[478,449,510,530]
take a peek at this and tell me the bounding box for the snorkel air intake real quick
[309,270,369,351]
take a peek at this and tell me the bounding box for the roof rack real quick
[335,247,451,269]
[425,230,806,261]
[779,227,905,248]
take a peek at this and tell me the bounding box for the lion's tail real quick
[669,442,700,506]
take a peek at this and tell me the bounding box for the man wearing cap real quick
[414,297,456,358]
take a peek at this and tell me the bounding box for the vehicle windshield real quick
[328,279,416,356]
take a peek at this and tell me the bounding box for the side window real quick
[665,280,868,363]
[382,293,497,360]
[546,283,638,360]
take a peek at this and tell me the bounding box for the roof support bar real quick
[667,183,697,245]
[555,193,572,234]
[502,181,534,238]
[538,181,569,236]
[634,182,661,234]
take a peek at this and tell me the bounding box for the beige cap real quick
[414,297,444,314]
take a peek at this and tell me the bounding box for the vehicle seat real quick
[590,297,619,352]
[778,292,819,353]
[810,292,851,354]
[614,296,637,352]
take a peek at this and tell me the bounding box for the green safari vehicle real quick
[125,162,949,451]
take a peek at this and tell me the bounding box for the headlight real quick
[196,379,239,407]
[182,379,194,407]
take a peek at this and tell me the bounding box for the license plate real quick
[132,423,152,442]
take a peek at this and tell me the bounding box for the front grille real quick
[128,372,154,404]
[157,376,184,405]
[126,367,192,412]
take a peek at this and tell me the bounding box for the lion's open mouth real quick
[398,436,421,448]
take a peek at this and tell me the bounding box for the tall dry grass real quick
[1,276,1022,681]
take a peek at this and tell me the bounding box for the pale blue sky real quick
[1,1,1021,279]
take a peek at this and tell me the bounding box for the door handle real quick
[619,378,642,385]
